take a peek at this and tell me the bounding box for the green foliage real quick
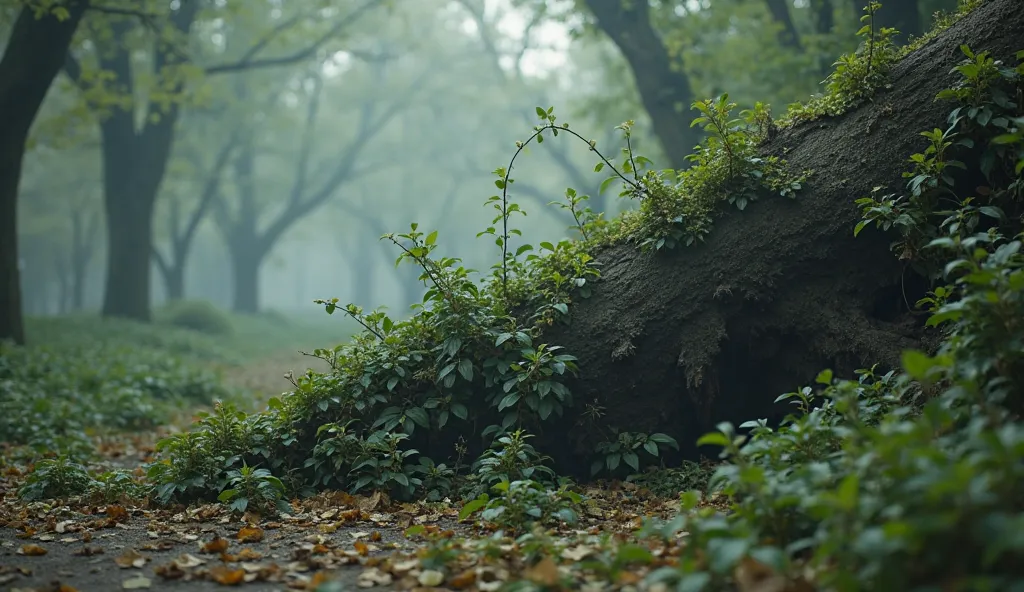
[638,44,1024,591]
[783,2,899,125]
[459,479,582,534]
[468,430,557,493]
[0,341,227,457]
[18,456,158,504]
[217,464,291,515]
[600,100,808,250]
[18,456,94,502]
[626,461,715,498]
[156,300,234,336]
[856,45,1022,271]
[591,431,679,477]
[91,469,148,504]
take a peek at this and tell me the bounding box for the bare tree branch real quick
[204,0,386,75]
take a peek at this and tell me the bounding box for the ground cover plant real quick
[1,1,1021,590]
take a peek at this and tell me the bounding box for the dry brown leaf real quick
[236,548,263,561]
[106,505,129,522]
[524,557,560,586]
[209,565,246,586]
[734,556,789,592]
[358,491,383,512]
[201,536,229,554]
[353,540,369,556]
[114,548,147,569]
[72,545,104,557]
[154,562,186,580]
[448,569,477,589]
[17,544,48,556]
[237,526,264,542]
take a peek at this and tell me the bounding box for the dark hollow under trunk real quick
[542,0,1023,471]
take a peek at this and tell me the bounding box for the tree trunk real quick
[55,257,69,315]
[100,166,158,321]
[876,0,923,43]
[229,244,263,314]
[582,0,701,170]
[543,0,1023,469]
[71,257,88,311]
[84,3,199,322]
[162,263,186,302]
[69,208,95,311]
[0,1,89,344]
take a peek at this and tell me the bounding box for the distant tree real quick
[62,0,388,322]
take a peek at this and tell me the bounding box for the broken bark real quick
[545,0,1024,466]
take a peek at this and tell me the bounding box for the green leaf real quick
[696,432,730,448]
[616,544,654,564]
[815,369,833,385]
[405,407,430,428]
[901,349,935,380]
[457,359,474,381]
[497,392,521,411]
[623,452,640,471]
[648,433,679,449]
[707,537,749,573]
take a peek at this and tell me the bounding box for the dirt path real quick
[0,493,465,592]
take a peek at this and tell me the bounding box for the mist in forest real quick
[8,0,957,324]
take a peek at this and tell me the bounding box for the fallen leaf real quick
[209,565,246,585]
[201,536,229,554]
[114,549,147,569]
[418,569,445,587]
[106,505,129,522]
[353,540,369,556]
[448,569,476,589]
[524,557,560,586]
[174,553,206,568]
[236,548,263,560]
[17,544,47,556]
[356,567,392,588]
[122,575,152,589]
[237,526,263,543]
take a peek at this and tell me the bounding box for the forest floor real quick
[1,318,712,592]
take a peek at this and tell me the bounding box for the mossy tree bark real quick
[545,0,1024,467]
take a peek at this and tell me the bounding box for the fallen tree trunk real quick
[548,0,1024,465]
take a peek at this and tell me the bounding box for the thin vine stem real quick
[498,123,646,296]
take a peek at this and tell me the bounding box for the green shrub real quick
[156,300,234,336]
